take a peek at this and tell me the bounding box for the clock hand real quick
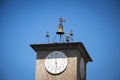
[55,59,57,68]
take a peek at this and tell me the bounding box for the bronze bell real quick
[56,23,64,34]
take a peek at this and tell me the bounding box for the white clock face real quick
[45,51,67,74]
[80,58,85,79]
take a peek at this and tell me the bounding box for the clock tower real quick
[30,18,92,80]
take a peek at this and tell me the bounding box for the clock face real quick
[45,51,67,74]
[80,58,85,79]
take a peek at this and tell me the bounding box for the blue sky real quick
[0,0,120,80]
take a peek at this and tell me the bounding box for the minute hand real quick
[55,58,57,68]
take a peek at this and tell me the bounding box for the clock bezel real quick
[80,58,85,79]
[44,51,67,75]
